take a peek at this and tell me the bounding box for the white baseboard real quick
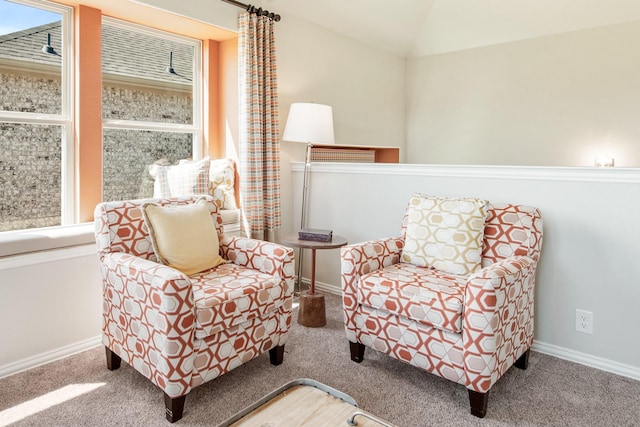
[532,340,640,381]
[0,335,102,379]
[2,293,639,384]
[314,281,341,295]
[310,279,640,382]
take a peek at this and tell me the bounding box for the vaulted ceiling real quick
[264,0,640,57]
[89,0,640,58]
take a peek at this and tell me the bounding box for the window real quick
[0,1,217,238]
[101,18,202,202]
[0,0,73,232]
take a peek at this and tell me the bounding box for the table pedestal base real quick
[297,290,326,327]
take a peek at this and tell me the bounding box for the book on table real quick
[298,228,333,242]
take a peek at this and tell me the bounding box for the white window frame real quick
[100,17,204,162]
[0,0,75,226]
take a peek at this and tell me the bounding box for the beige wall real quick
[406,20,640,167]
[277,17,406,149]
[275,16,406,235]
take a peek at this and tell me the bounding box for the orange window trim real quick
[204,39,222,160]
[66,3,225,222]
[75,5,102,223]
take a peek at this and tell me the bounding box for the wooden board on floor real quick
[217,379,393,427]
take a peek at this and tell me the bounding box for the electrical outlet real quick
[575,309,593,334]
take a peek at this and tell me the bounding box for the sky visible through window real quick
[0,0,60,36]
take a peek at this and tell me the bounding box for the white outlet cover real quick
[576,309,593,334]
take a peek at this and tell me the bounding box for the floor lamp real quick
[282,102,335,293]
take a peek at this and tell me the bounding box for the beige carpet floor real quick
[1,292,638,426]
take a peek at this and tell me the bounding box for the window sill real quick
[0,223,95,258]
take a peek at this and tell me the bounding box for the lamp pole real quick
[296,142,313,294]
[300,142,313,230]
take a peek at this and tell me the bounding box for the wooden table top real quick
[282,233,348,250]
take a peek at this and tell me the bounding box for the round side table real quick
[282,233,348,327]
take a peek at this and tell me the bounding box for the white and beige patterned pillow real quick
[209,158,237,210]
[401,194,490,276]
[149,158,210,198]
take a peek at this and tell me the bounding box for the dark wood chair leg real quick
[514,348,530,370]
[164,393,186,423]
[349,341,365,363]
[269,345,285,365]
[468,389,488,418]
[105,347,121,371]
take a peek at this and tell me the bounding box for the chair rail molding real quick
[290,162,640,184]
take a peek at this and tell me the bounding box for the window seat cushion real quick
[220,209,240,225]
[0,223,95,258]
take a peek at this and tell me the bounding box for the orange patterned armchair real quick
[341,195,543,418]
[94,196,294,422]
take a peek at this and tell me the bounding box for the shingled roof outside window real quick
[1,16,199,231]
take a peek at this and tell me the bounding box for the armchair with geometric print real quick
[94,195,294,422]
[341,194,543,418]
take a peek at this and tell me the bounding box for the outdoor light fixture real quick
[41,33,56,55]
[166,51,177,75]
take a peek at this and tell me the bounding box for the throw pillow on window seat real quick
[148,157,210,198]
[141,198,226,276]
[209,158,238,210]
[148,157,238,212]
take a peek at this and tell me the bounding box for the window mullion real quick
[60,4,74,225]
[60,122,75,225]
[0,111,67,126]
[192,39,203,160]
[102,119,199,133]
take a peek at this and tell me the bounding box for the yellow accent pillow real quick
[141,199,225,275]
[401,194,490,276]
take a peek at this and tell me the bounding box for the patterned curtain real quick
[238,12,281,241]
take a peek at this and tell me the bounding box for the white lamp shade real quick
[282,102,335,144]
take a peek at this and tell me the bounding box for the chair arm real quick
[99,252,196,397]
[340,237,404,285]
[220,236,296,296]
[340,237,404,341]
[462,256,539,393]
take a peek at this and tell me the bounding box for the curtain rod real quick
[220,0,281,22]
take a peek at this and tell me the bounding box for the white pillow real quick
[149,157,210,198]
